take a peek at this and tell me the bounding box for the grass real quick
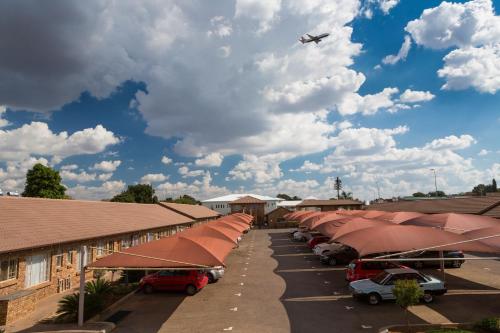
[426,329,475,333]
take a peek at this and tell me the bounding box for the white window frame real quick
[0,257,18,281]
[25,253,50,288]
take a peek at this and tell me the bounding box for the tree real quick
[334,177,342,200]
[393,279,423,333]
[492,178,498,192]
[111,184,158,203]
[412,192,426,197]
[428,190,446,197]
[22,163,66,199]
[277,194,302,201]
[339,191,353,200]
[472,184,487,196]
[163,194,200,205]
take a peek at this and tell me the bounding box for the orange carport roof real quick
[90,232,235,269]
[401,213,500,233]
[310,214,347,230]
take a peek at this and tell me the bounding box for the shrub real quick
[474,317,500,332]
[55,292,103,323]
[393,279,424,333]
[85,278,112,296]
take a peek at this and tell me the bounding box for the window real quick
[0,258,18,281]
[147,232,155,242]
[86,247,93,265]
[96,240,105,256]
[67,249,74,265]
[132,234,140,246]
[121,237,131,249]
[55,252,64,268]
[107,241,114,253]
[25,253,50,288]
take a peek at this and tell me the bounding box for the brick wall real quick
[0,223,191,325]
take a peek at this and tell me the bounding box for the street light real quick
[430,168,438,197]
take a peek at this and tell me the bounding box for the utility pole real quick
[78,245,87,327]
[375,181,381,200]
[430,168,438,197]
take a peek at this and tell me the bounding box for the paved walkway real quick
[113,230,290,333]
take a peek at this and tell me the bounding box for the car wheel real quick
[422,292,434,303]
[186,284,197,296]
[143,284,154,294]
[328,257,337,266]
[451,260,462,268]
[207,273,215,284]
[368,293,381,305]
[414,261,424,269]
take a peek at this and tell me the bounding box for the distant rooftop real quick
[202,193,283,203]
[297,199,363,207]
[159,202,220,219]
[229,195,266,204]
[277,200,302,207]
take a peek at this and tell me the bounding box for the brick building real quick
[265,207,291,228]
[0,197,217,325]
[228,196,266,226]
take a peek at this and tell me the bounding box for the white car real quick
[313,242,343,256]
[350,268,447,305]
[293,231,312,242]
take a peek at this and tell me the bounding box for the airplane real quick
[299,33,330,44]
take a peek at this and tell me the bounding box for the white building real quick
[202,193,284,215]
[277,200,302,211]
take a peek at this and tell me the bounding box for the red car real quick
[140,270,208,295]
[346,259,406,282]
[307,236,330,249]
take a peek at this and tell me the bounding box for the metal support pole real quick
[439,250,446,283]
[78,245,87,327]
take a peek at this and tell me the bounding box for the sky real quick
[0,0,499,201]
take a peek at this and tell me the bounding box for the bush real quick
[55,292,103,323]
[426,329,474,333]
[393,279,424,333]
[474,317,500,332]
[85,278,112,296]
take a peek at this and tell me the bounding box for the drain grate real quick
[105,310,132,324]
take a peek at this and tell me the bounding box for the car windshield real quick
[370,271,389,284]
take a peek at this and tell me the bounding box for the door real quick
[381,275,400,300]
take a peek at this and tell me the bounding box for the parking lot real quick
[111,229,500,332]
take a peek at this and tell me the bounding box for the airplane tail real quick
[299,37,306,44]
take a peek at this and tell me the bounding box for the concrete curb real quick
[378,321,474,332]
[24,321,115,333]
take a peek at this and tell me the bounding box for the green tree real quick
[170,194,200,205]
[472,184,487,196]
[334,177,342,200]
[492,178,498,192]
[276,194,302,201]
[339,191,353,200]
[393,279,424,333]
[22,163,66,199]
[412,192,426,197]
[111,184,158,203]
[428,190,446,197]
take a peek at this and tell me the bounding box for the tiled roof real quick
[0,197,194,254]
[229,196,266,204]
[159,202,220,219]
[368,196,500,218]
[202,193,283,202]
[297,199,363,207]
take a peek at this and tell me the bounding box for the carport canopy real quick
[401,213,500,233]
[89,232,236,270]
[334,224,500,257]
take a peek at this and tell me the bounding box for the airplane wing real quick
[314,40,320,44]
[307,34,315,39]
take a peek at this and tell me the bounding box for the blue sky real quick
[0,0,499,201]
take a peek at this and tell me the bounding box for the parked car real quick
[346,259,406,282]
[320,246,358,266]
[313,242,343,256]
[307,236,330,249]
[140,270,208,295]
[206,267,225,283]
[401,251,465,269]
[293,230,313,242]
[350,268,447,305]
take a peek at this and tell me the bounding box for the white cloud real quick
[156,171,228,200]
[379,0,400,14]
[423,134,476,150]
[60,164,78,171]
[207,16,232,37]
[0,106,10,128]
[98,173,113,181]
[161,155,173,165]
[60,170,96,183]
[235,0,281,33]
[229,153,287,183]
[140,173,168,184]
[91,160,121,172]
[382,35,411,65]
[438,44,500,93]
[337,87,399,115]
[478,149,490,156]
[0,123,120,161]
[290,160,322,172]
[218,46,231,58]
[178,166,205,178]
[399,89,435,103]
[405,0,500,93]
[66,180,126,200]
[195,152,224,167]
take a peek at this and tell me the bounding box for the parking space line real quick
[282,295,352,302]
[276,268,345,272]
[274,253,316,257]
[408,305,452,324]
[446,289,500,295]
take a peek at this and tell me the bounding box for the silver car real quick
[350,268,447,305]
[206,267,225,283]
